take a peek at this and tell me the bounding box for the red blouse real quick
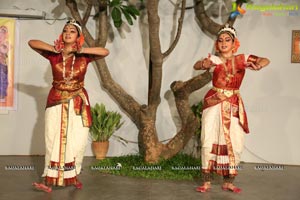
[42,52,92,91]
[212,54,246,90]
[203,54,255,133]
[41,51,94,127]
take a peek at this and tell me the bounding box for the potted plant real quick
[90,103,123,160]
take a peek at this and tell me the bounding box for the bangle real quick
[248,55,258,63]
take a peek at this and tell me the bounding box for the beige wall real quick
[0,0,299,165]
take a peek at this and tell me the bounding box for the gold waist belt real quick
[212,87,239,97]
[55,88,83,99]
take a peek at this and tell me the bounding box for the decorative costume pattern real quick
[201,54,255,177]
[41,51,93,186]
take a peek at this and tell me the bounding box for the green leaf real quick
[112,7,122,28]
[121,7,133,25]
[90,103,123,142]
[109,0,122,7]
[114,21,122,28]
[112,7,122,21]
[125,5,140,17]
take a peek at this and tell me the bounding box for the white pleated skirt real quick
[201,103,245,175]
[42,99,89,185]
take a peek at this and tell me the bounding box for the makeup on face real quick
[62,25,79,43]
[217,33,234,52]
[63,25,78,35]
[218,33,234,43]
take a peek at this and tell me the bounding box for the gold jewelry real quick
[220,56,235,82]
[218,23,237,38]
[212,87,239,97]
[66,19,82,33]
[62,53,75,85]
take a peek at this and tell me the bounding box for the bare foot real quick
[196,182,211,193]
[32,182,52,193]
[222,183,241,193]
[74,180,82,189]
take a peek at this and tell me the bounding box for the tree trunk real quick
[66,0,241,163]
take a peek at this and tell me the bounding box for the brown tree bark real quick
[66,0,241,163]
[194,0,237,35]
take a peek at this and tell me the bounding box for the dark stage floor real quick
[0,156,299,200]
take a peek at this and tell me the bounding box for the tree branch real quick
[98,1,108,47]
[162,0,186,58]
[160,71,212,158]
[95,59,142,127]
[66,0,141,126]
[82,0,93,26]
[194,0,222,35]
[147,0,163,108]
[66,0,96,47]
[194,0,242,36]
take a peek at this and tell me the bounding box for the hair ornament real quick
[217,23,237,38]
[66,19,82,34]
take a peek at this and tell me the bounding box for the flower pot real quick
[92,141,109,160]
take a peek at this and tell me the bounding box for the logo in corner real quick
[230,2,246,19]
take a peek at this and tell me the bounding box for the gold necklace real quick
[220,56,235,82]
[62,54,75,85]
